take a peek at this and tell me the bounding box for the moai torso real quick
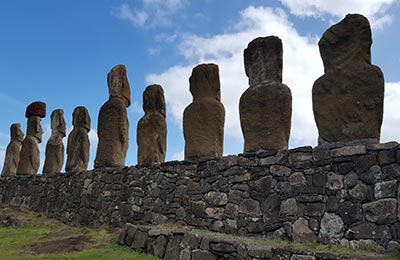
[17,101,45,175]
[137,84,167,165]
[94,65,130,168]
[312,14,384,145]
[239,36,292,153]
[43,109,66,174]
[66,106,91,172]
[183,63,225,161]
[1,124,24,177]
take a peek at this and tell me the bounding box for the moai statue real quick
[17,101,46,175]
[183,63,225,161]
[43,109,66,174]
[94,64,130,168]
[313,14,384,145]
[1,124,24,177]
[66,106,91,172]
[239,36,292,153]
[137,84,167,165]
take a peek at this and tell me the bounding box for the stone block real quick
[292,217,317,243]
[362,198,397,224]
[326,172,343,190]
[374,180,397,199]
[205,191,228,206]
[238,199,262,217]
[339,201,363,225]
[318,213,344,244]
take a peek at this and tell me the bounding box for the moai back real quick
[239,36,292,153]
[312,14,384,145]
[183,63,225,161]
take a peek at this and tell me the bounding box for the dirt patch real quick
[25,235,93,255]
[39,230,76,240]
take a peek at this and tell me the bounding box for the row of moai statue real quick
[1,14,385,176]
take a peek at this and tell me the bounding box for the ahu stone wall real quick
[1,142,400,250]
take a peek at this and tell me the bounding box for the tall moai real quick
[137,84,167,165]
[1,124,24,177]
[17,101,46,175]
[43,109,66,174]
[183,63,225,161]
[313,14,384,145]
[94,64,130,168]
[66,106,91,172]
[239,36,292,153]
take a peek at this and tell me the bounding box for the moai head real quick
[244,36,283,86]
[72,106,91,132]
[50,109,66,137]
[319,14,372,72]
[189,63,221,101]
[10,123,24,143]
[143,84,166,117]
[107,64,131,107]
[27,117,43,143]
[25,101,46,143]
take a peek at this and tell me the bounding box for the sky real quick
[1,0,400,173]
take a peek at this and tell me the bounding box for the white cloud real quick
[279,0,397,29]
[171,150,184,161]
[115,0,187,28]
[130,100,143,114]
[381,82,400,142]
[147,6,322,152]
[115,3,149,27]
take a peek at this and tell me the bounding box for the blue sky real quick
[1,0,400,172]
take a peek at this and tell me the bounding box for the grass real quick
[0,207,158,260]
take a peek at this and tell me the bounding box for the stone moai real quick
[313,14,384,145]
[17,101,46,175]
[137,84,167,165]
[66,106,91,172]
[239,36,292,153]
[94,64,130,168]
[1,124,24,177]
[183,63,225,161]
[43,109,66,174]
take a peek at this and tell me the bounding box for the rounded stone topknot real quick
[25,101,46,118]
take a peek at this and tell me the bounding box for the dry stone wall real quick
[1,142,400,250]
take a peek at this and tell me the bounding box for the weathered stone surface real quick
[191,249,217,260]
[270,165,291,177]
[331,145,366,157]
[304,203,326,217]
[325,172,343,190]
[66,106,91,172]
[374,180,397,199]
[43,109,66,174]
[240,36,292,152]
[25,101,46,118]
[362,198,397,224]
[205,192,228,207]
[291,255,316,260]
[280,198,298,217]
[339,201,363,225]
[318,213,344,244]
[292,217,317,244]
[238,199,261,217]
[17,102,45,175]
[288,172,306,186]
[183,63,225,161]
[137,84,167,165]
[344,171,358,188]
[95,64,130,168]
[152,235,167,258]
[313,14,384,144]
[1,124,24,177]
[345,222,391,241]
[349,183,370,202]
[262,193,281,224]
[163,235,182,260]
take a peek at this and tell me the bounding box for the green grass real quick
[0,207,158,260]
